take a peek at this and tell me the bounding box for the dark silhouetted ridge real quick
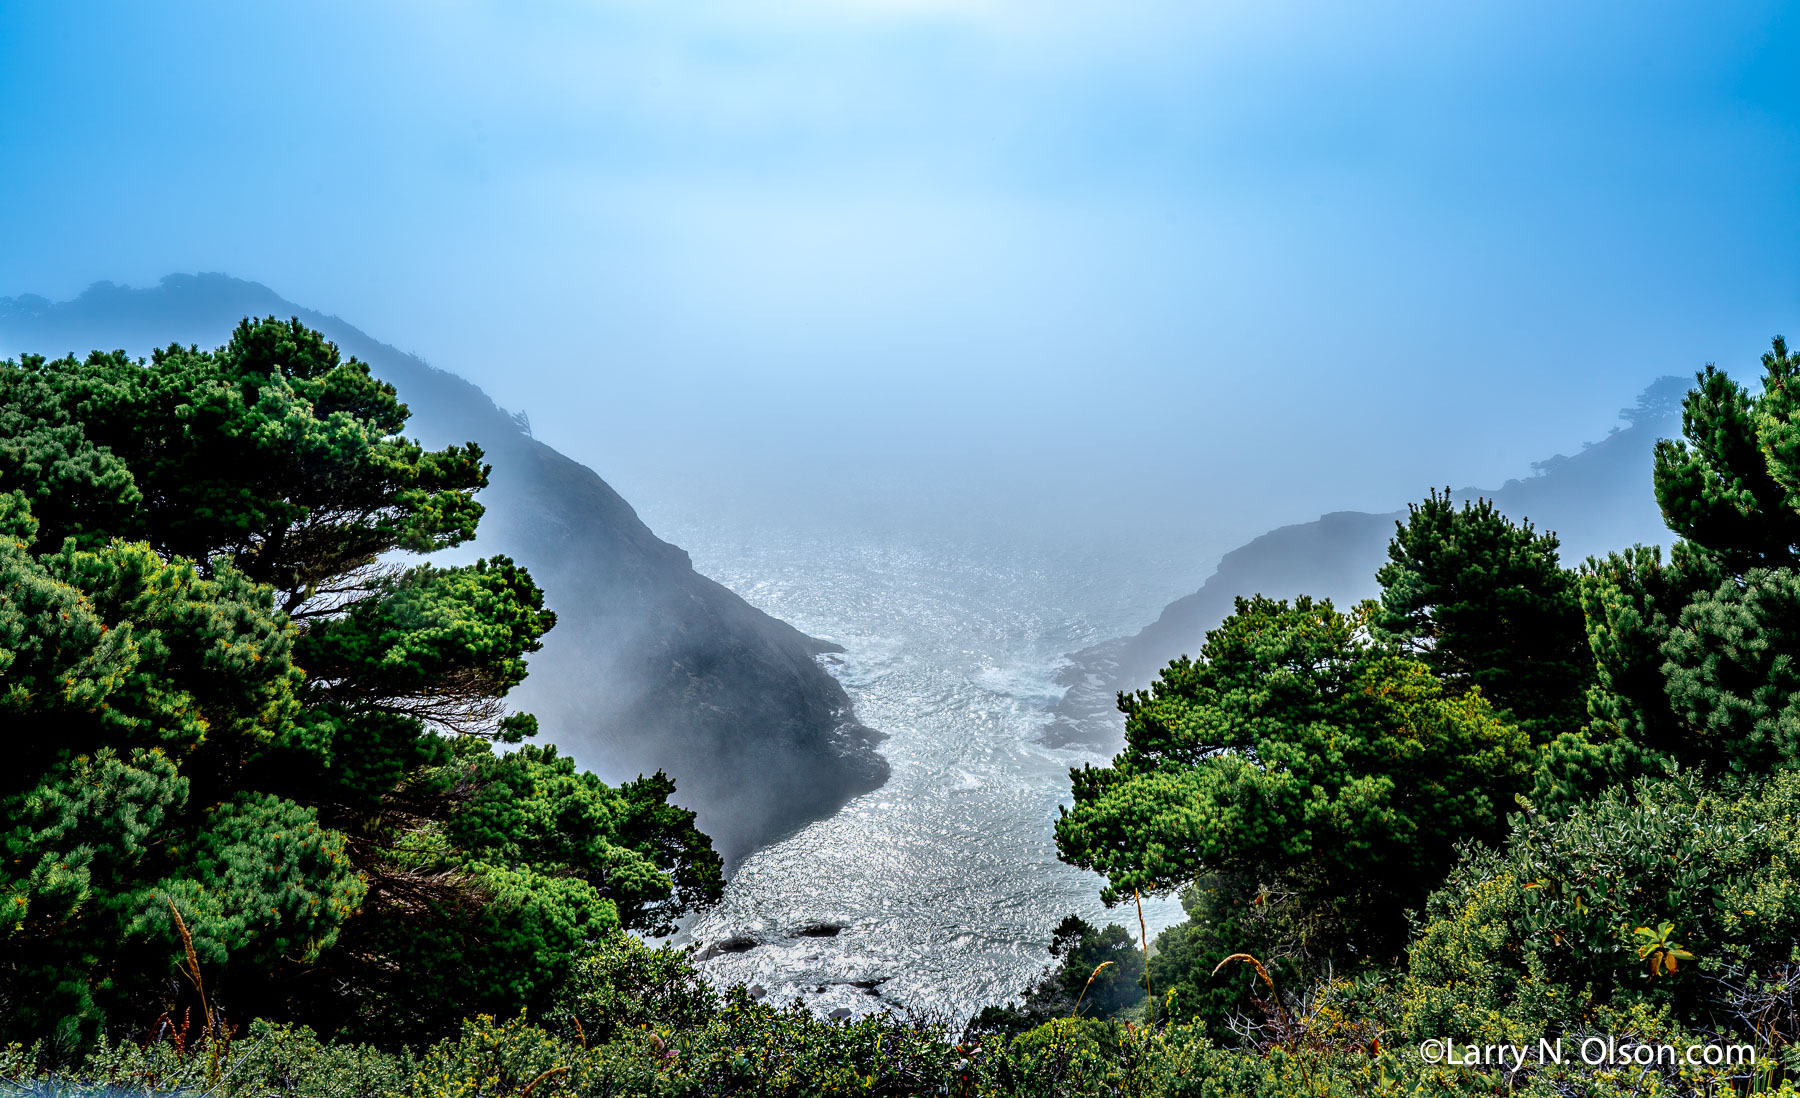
[0,274,889,863]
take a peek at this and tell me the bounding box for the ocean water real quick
[642,517,1205,1025]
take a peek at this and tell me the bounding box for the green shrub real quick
[1145,874,1338,1041]
[545,936,719,1046]
[1403,771,1800,1057]
[0,1018,412,1097]
[968,916,1147,1038]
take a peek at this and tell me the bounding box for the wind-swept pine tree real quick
[1055,596,1534,973]
[1371,490,1592,744]
[1542,337,1800,802]
[0,319,720,1047]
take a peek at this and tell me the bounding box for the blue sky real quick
[2,1,1797,565]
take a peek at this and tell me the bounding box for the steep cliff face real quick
[0,274,888,863]
[1048,381,1687,747]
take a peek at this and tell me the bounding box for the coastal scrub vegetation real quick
[1021,334,1800,1093]
[8,325,1800,1096]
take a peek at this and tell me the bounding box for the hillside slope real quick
[1048,379,1687,746]
[0,274,889,862]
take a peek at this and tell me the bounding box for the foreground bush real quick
[968,915,1148,1037]
[12,1014,1787,1097]
[1402,770,1800,1062]
[0,1017,413,1097]
[7,933,1795,1097]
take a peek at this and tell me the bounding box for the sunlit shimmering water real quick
[640,521,1198,1024]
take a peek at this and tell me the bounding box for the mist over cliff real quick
[0,274,888,863]
[1049,378,1688,746]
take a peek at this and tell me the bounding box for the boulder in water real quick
[695,936,760,961]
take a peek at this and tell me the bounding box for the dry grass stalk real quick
[1134,889,1154,1024]
[164,895,213,1036]
[1072,961,1115,1017]
[1211,952,1296,1044]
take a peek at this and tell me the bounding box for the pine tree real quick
[0,319,721,1046]
[1054,596,1533,957]
[1371,490,1591,743]
[1558,337,1800,786]
[1653,339,1800,571]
